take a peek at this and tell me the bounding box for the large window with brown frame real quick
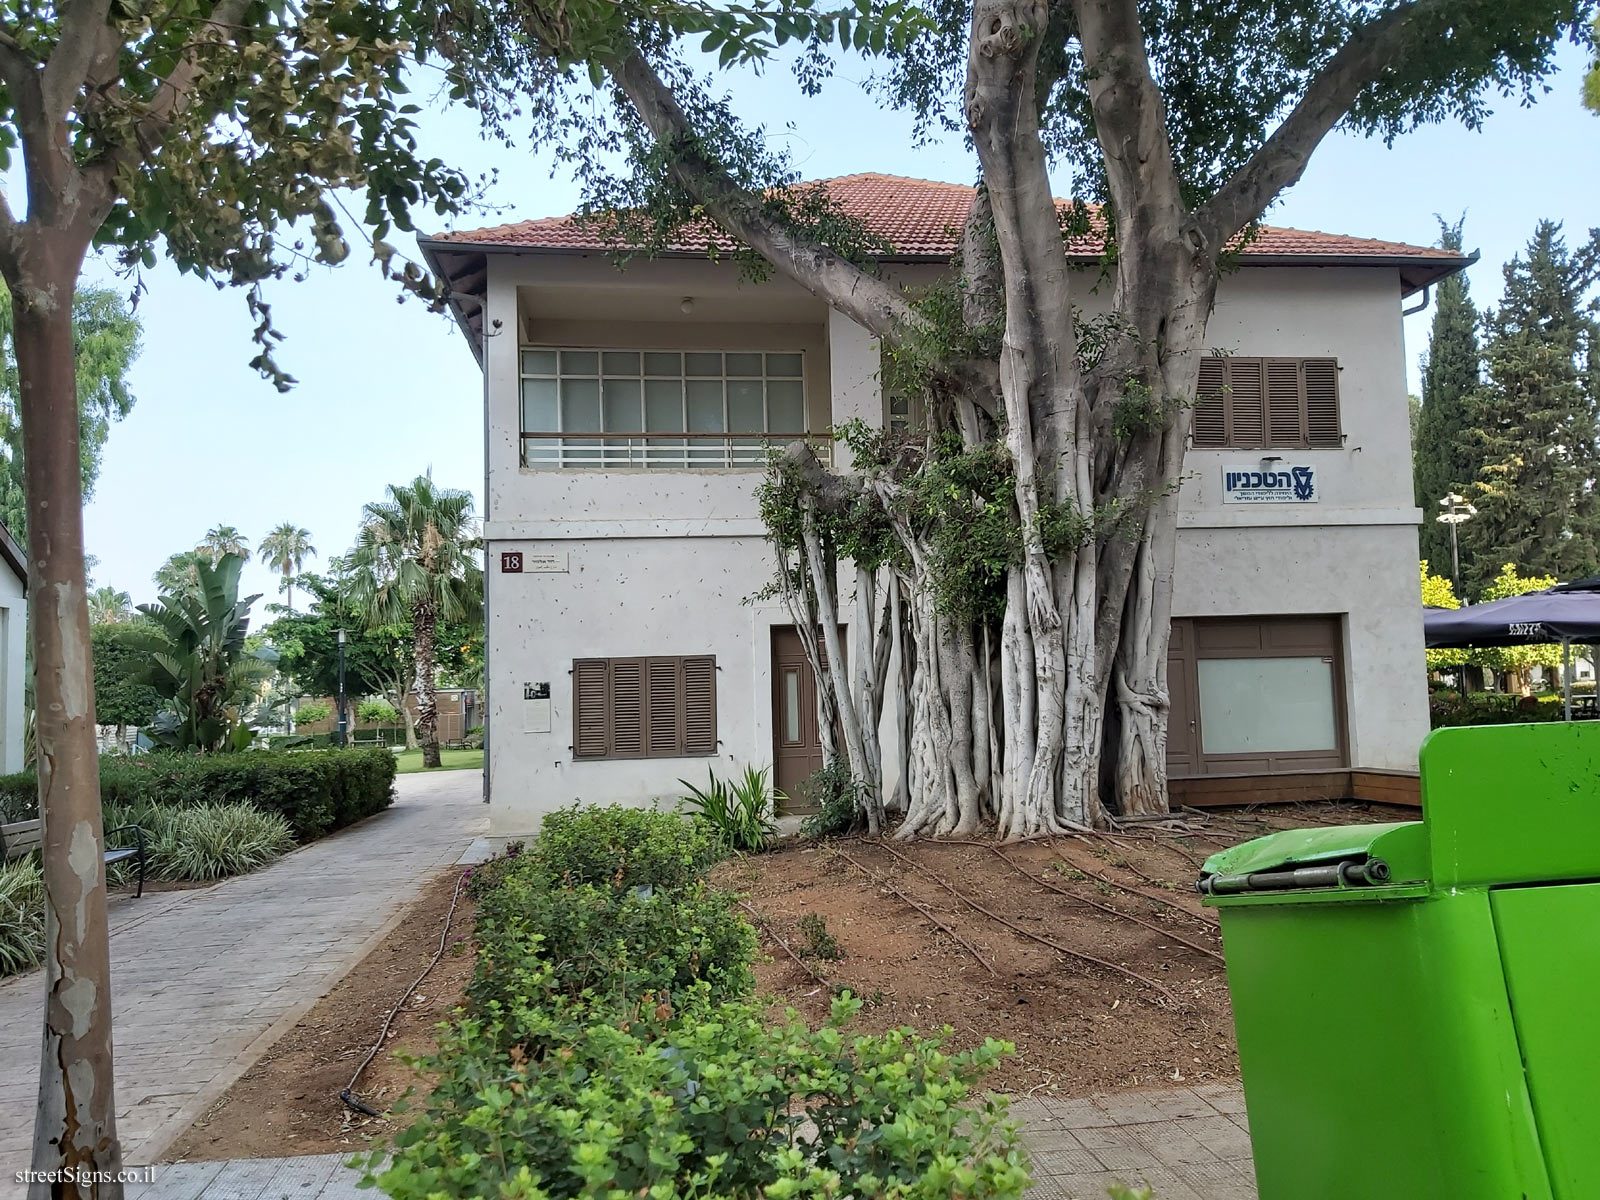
[572,655,718,760]
[1191,357,1342,449]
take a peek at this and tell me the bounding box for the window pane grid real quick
[520,347,811,469]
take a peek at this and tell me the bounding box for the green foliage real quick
[1586,15,1600,112]
[103,801,295,881]
[0,748,396,840]
[1420,562,1469,672]
[259,523,317,610]
[357,698,401,725]
[0,857,45,977]
[471,869,758,1011]
[532,804,721,892]
[1107,1187,1155,1200]
[798,759,865,839]
[128,552,274,751]
[906,435,1017,624]
[0,282,140,540]
[91,623,165,730]
[1462,221,1600,594]
[679,766,780,853]
[370,990,1025,1200]
[797,912,843,960]
[367,801,1025,1200]
[88,586,135,626]
[347,473,482,630]
[1414,218,1485,581]
[295,701,333,726]
[1429,690,1571,727]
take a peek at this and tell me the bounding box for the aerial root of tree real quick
[873,840,1179,1006]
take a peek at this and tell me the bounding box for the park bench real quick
[0,819,148,898]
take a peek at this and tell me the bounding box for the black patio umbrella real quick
[1424,580,1600,719]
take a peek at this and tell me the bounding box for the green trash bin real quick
[1200,722,1600,1200]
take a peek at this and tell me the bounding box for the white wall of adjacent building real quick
[0,554,25,776]
[479,251,1428,834]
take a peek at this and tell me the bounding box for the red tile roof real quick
[429,172,1464,265]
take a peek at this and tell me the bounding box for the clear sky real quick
[75,39,1599,609]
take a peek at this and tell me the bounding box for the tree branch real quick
[1196,0,1450,247]
[39,0,115,122]
[605,48,923,346]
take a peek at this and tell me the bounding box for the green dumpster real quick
[1200,722,1600,1200]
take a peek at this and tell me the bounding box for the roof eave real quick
[0,520,27,591]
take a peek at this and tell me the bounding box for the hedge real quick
[0,748,396,840]
[366,806,1029,1200]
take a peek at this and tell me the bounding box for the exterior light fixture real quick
[1435,493,1478,593]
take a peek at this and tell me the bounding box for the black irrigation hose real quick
[339,869,468,1118]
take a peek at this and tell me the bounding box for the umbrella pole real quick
[1564,637,1573,721]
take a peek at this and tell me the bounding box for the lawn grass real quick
[393,748,484,773]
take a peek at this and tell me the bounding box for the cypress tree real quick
[1462,220,1600,594]
[1414,218,1484,580]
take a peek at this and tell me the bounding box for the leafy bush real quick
[1429,691,1568,728]
[472,862,756,1013]
[357,698,400,725]
[118,803,295,881]
[534,804,720,891]
[799,759,865,840]
[294,701,333,725]
[367,804,1027,1200]
[0,858,45,976]
[368,992,1028,1200]
[0,748,395,840]
[679,765,780,852]
[798,912,844,961]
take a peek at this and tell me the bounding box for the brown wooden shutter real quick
[610,658,645,757]
[1193,357,1226,447]
[682,655,718,754]
[1304,358,1341,447]
[1265,358,1304,445]
[573,659,610,758]
[645,657,683,755]
[1226,358,1265,446]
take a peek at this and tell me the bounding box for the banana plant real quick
[128,553,275,752]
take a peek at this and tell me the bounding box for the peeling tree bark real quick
[13,243,124,1200]
[412,599,441,768]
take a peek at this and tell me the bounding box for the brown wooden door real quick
[1166,619,1200,777]
[773,627,827,813]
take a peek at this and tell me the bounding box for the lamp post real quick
[336,628,348,747]
[1436,493,1477,594]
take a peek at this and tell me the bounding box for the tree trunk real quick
[14,254,124,1198]
[412,601,440,768]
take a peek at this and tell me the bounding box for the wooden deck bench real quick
[0,818,148,898]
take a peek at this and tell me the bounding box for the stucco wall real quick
[478,250,1432,831]
[0,562,24,775]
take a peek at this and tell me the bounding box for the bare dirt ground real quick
[166,800,1409,1159]
[164,867,478,1163]
[716,801,1409,1097]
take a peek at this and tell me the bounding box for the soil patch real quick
[716,801,1406,1099]
[164,866,477,1162]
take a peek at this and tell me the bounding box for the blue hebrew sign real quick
[1221,464,1318,504]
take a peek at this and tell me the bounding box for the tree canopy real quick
[1463,220,1600,593]
[0,282,139,539]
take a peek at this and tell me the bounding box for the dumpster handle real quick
[1197,857,1390,896]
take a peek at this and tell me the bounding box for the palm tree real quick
[153,550,202,595]
[87,586,133,625]
[258,523,316,613]
[197,524,249,562]
[348,473,480,768]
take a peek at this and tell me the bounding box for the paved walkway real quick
[0,769,486,1194]
[119,1084,1256,1200]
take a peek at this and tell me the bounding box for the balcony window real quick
[520,348,817,468]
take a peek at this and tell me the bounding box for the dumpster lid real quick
[1198,821,1429,902]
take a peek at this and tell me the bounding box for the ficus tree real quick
[433,0,1592,837]
[0,0,475,1188]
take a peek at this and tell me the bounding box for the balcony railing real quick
[520,432,833,469]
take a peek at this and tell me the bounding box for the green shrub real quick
[799,759,865,840]
[0,748,395,840]
[357,699,400,725]
[680,765,779,853]
[472,862,756,1014]
[0,858,44,976]
[295,701,333,725]
[533,804,720,891]
[367,992,1028,1200]
[142,804,295,881]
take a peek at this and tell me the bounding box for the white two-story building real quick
[421,173,1468,834]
